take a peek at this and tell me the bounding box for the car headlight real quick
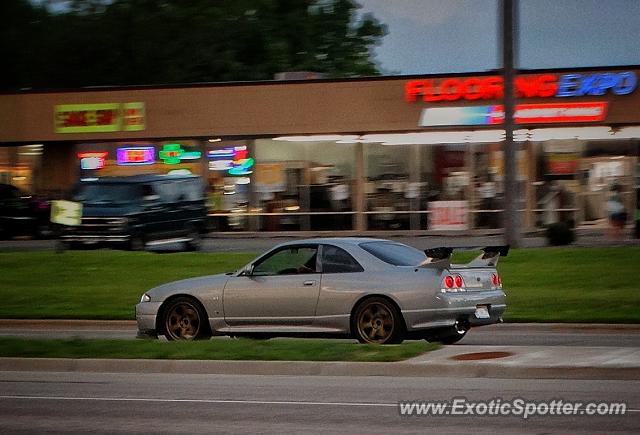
[140,293,150,303]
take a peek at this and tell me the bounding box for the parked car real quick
[136,238,507,344]
[59,174,207,251]
[0,183,51,239]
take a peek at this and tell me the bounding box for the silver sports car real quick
[136,238,507,344]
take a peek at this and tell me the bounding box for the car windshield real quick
[72,183,141,204]
[359,241,426,266]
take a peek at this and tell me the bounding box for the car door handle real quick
[303,280,316,286]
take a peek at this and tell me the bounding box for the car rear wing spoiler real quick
[418,245,509,269]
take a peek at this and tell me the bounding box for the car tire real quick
[185,227,202,251]
[352,297,405,345]
[162,297,211,341]
[426,321,469,345]
[34,222,53,239]
[128,233,146,251]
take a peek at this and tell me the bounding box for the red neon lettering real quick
[405,80,427,102]
[65,111,88,127]
[515,77,540,98]
[514,75,558,98]
[482,77,503,99]
[462,77,485,100]
[536,74,558,97]
[406,74,561,102]
[440,79,463,101]
[96,109,115,126]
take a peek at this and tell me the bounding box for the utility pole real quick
[501,0,522,247]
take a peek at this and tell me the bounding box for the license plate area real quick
[474,305,490,319]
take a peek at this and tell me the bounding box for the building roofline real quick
[3,64,640,96]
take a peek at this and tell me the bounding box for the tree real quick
[1,0,387,90]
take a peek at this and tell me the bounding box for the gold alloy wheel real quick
[356,301,395,344]
[164,300,202,340]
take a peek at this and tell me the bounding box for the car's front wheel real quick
[162,297,211,341]
[352,297,405,344]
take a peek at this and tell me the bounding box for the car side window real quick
[253,246,319,276]
[321,245,364,273]
[184,180,202,201]
[154,182,176,202]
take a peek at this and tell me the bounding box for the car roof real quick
[81,174,201,184]
[275,237,394,247]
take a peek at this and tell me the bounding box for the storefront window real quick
[0,144,43,193]
[205,140,252,231]
[364,141,473,231]
[528,130,639,230]
[364,142,413,230]
[469,142,528,229]
[253,138,355,231]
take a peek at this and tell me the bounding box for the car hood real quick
[146,273,231,300]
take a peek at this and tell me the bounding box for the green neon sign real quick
[159,144,202,165]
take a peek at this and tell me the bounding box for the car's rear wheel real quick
[185,227,202,251]
[162,297,211,341]
[352,297,404,344]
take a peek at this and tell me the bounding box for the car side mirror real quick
[240,264,254,276]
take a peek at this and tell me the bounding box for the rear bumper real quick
[402,290,506,331]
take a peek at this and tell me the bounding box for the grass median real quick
[0,247,639,323]
[0,337,438,362]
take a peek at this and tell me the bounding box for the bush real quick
[546,222,575,246]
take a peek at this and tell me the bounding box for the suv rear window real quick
[359,241,426,266]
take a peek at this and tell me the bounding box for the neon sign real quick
[78,152,108,170]
[208,145,254,175]
[116,146,155,166]
[405,71,637,103]
[419,102,608,127]
[55,102,145,133]
[159,144,202,165]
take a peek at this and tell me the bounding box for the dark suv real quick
[59,174,207,251]
[0,183,51,239]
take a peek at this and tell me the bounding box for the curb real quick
[1,358,638,380]
[1,320,639,331]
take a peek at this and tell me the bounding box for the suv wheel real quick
[185,228,202,251]
[128,234,146,251]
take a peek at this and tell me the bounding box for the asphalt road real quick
[1,322,639,347]
[0,371,638,434]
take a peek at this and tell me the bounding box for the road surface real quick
[0,371,637,433]
[1,322,639,347]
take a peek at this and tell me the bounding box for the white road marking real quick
[0,395,396,408]
[0,395,638,413]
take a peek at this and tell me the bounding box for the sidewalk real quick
[1,345,639,380]
[1,321,639,380]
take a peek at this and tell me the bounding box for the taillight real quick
[442,274,465,292]
[491,273,502,288]
[443,276,455,289]
[454,275,463,288]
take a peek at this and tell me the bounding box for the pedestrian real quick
[606,184,626,239]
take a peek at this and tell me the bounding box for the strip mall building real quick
[1,66,638,234]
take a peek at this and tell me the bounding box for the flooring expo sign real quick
[405,71,637,126]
